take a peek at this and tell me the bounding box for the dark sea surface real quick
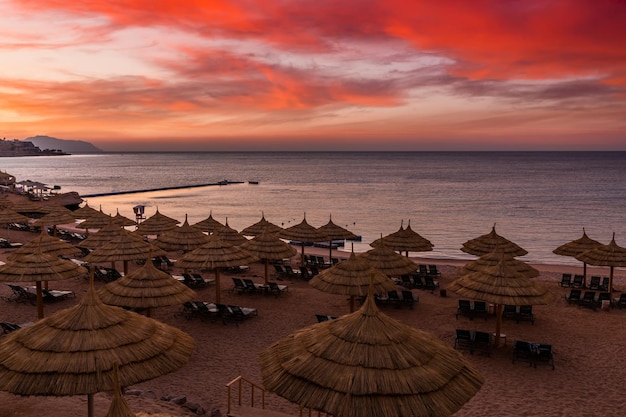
[2,151,625,265]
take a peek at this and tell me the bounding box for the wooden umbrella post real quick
[215,268,222,304]
[494,304,503,348]
[36,280,44,320]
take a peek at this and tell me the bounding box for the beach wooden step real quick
[227,405,296,417]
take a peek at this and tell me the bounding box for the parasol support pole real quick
[123,260,129,276]
[88,393,94,417]
[264,259,269,285]
[494,304,503,348]
[300,243,305,266]
[36,281,44,320]
[350,295,356,313]
[583,263,588,288]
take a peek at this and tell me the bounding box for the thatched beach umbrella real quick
[0,248,87,319]
[0,207,29,240]
[135,208,179,236]
[259,285,484,417]
[153,215,211,252]
[317,215,358,262]
[72,202,102,220]
[77,210,115,232]
[447,258,553,347]
[279,214,326,265]
[576,233,626,293]
[371,221,434,256]
[112,208,137,227]
[211,219,248,246]
[83,231,166,275]
[241,213,283,237]
[358,242,418,277]
[79,220,137,250]
[0,274,195,417]
[11,199,48,216]
[460,248,539,278]
[310,251,396,312]
[461,224,527,257]
[175,233,258,303]
[192,211,224,233]
[0,195,14,210]
[32,205,77,236]
[8,226,81,260]
[240,230,297,284]
[98,256,196,317]
[553,227,602,286]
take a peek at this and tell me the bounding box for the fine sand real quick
[0,196,625,416]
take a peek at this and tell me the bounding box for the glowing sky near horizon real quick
[1,0,625,151]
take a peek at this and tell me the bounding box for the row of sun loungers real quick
[181,301,258,325]
[175,273,216,288]
[397,271,440,292]
[566,290,613,310]
[231,278,288,296]
[559,273,609,291]
[502,305,534,324]
[512,340,555,369]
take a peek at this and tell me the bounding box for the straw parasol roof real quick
[279,214,326,265]
[240,230,297,284]
[309,251,396,312]
[240,213,283,237]
[260,286,484,417]
[460,248,539,278]
[8,227,81,260]
[316,215,358,261]
[10,199,48,215]
[211,219,248,246]
[112,208,137,227]
[192,211,224,233]
[83,232,166,275]
[135,208,179,236]
[72,202,102,220]
[98,257,196,317]
[79,220,139,249]
[175,233,259,303]
[447,257,553,346]
[576,233,626,293]
[358,242,418,277]
[77,211,115,231]
[0,195,14,210]
[460,224,527,257]
[371,221,434,255]
[0,207,29,226]
[32,204,76,227]
[553,227,603,286]
[153,215,211,252]
[0,274,195,417]
[0,248,87,319]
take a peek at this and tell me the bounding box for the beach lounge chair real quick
[454,329,473,353]
[566,289,582,305]
[315,314,337,322]
[473,301,489,320]
[5,284,36,304]
[42,289,75,302]
[243,278,263,294]
[267,281,288,296]
[472,331,492,356]
[427,265,441,277]
[512,340,535,367]
[597,292,611,309]
[400,275,413,288]
[181,301,199,320]
[518,305,534,324]
[401,290,417,308]
[284,265,300,279]
[418,264,429,278]
[502,304,518,321]
[1,322,22,335]
[534,344,555,370]
[572,274,584,288]
[456,299,473,320]
[273,264,287,278]
[386,290,402,307]
[193,273,215,286]
[588,276,601,290]
[559,273,572,287]
[226,305,258,324]
[424,276,439,292]
[600,277,610,292]
[411,274,424,289]
[616,293,626,309]
[231,278,248,294]
[579,291,597,309]
[299,266,313,280]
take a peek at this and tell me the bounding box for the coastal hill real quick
[26,135,103,154]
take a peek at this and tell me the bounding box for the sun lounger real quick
[267,281,288,296]
[42,288,75,302]
[558,273,572,287]
[4,284,36,304]
[588,276,601,290]
[454,329,473,353]
[512,340,535,367]
[534,344,555,370]
[571,274,584,288]
[473,301,489,320]
[579,291,597,309]
[472,331,492,356]
[518,305,534,324]
[456,300,473,320]
[566,289,582,305]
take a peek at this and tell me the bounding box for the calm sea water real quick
[2,151,625,266]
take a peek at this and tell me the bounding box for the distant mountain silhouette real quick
[25,135,103,154]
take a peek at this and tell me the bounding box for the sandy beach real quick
[0,193,625,417]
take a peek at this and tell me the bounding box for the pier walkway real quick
[81,180,244,198]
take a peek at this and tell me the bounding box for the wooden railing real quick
[226,376,266,414]
[225,376,332,417]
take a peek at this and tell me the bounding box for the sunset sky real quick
[1,0,625,151]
